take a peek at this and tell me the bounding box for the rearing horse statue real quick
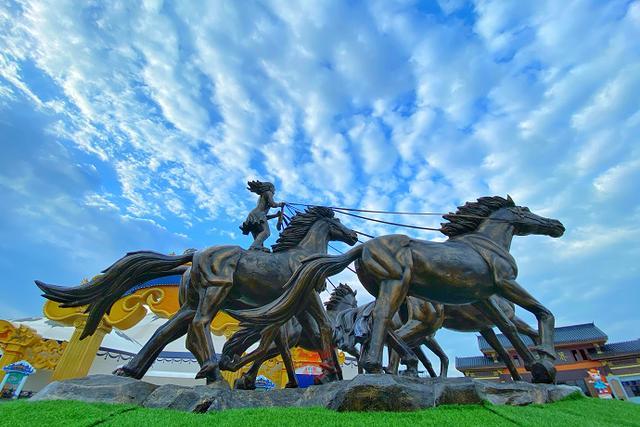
[230,196,565,383]
[36,207,358,383]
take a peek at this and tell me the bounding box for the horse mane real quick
[271,206,335,253]
[324,283,357,311]
[440,195,515,237]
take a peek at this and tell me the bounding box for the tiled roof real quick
[589,339,640,358]
[478,322,608,353]
[455,355,506,370]
[122,275,183,296]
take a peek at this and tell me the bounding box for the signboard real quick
[1,360,36,399]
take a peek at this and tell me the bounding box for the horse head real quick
[441,195,565,240]
[493,196,565,238]
[272,206,358,253]
[325,283,358,314]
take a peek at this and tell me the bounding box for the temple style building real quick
[456,322,640,402]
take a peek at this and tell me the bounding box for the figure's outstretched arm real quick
[265,191,284,208]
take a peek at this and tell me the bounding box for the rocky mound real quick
[31,374,581,413]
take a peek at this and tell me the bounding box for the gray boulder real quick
[31,374,582,413]
[31,374,158,405]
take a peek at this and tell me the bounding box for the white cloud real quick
[1,0,639,373]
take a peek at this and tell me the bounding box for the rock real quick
[547,384,582,402]
[30,373,582,413]
[308,374,436,411]
[222,388,307,411]
[144,382,231,413]
[31,374,158,405]
[474,380,548,405]
[433,377,484,405]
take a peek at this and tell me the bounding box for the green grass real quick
[1,394,639,427]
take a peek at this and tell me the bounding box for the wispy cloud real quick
[1,0,638,375]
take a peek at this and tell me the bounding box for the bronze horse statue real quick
[219,284,363,389]
[388,294,539,380]
[322,284,538,381]
[230,196,564,383]
[36,207,358,383]
[221,282,423,384]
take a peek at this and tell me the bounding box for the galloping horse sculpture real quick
[322,284,538,381]
[230,196,565,383]
[219,284,363,389]
[36,207,358,383]
[388,294,540,380]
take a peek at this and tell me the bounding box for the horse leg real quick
[387,349,401,375]
[306,294,342,383]
[478,328,521,381]
[498,280,555,360]
[275,327,298,388]
[513,316,540,345]
[186,286,230,382]
[475,299,556,384]
[386,329,419,376]
[423,336,448,378]
[234,346,280,390]
[360,275,411,373]
[224,324,281,372]
[114,305,194,379]
[415,344,437,378]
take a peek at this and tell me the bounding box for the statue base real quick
[31,374,581,412]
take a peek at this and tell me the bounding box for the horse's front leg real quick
[306,293,342,383]
[361,275,411,373]
[223,324,280,372]
[423,336,448,378]
[115,305,194,378]
[386,329,419,376]
[275,327,298,388]
[186,285,230,383]
[475,298,555,384]
[498,280,555,359]
[233,346,279,390]
[479,327,521,381]
[414,344,437,377]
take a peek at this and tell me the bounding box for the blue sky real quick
[1,0,639,374]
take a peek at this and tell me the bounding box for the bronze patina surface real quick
[230,196,565,384]
[36,207,358,384]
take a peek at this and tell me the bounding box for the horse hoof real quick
[195,362,220,380]
[532,346,557,361]
[234,377,256,390]
[285,381,298,389]
[218,355,232,371]
[531,359,556,384]
[113,366,136,378]
[361,361,383,374]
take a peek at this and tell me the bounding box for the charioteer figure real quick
[240,180,285,251]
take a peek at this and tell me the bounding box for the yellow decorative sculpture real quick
[0,320,66,381]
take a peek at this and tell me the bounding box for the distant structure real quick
[456,322,640,402]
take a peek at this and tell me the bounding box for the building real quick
[456,322,640,402]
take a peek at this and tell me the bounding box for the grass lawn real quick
[1,394,639,427]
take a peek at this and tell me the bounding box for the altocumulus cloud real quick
[0,0,638,374]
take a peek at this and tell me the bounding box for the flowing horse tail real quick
[229,245,365,326]
[35,251,193,340]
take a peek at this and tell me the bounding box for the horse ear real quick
[354,290,357,296]
[507,194,514,205]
